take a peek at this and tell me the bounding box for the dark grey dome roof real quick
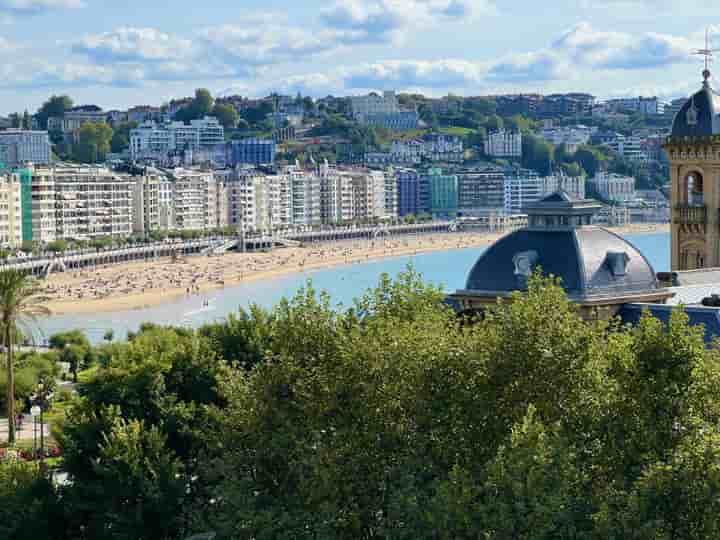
[671,82,720,137]
[465,226,660,300]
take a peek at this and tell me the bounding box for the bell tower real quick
[666,59,720,271]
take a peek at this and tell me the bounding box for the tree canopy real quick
[4,270,720,538]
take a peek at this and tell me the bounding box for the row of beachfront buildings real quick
[0,163,401,248]
[0,160,644,249]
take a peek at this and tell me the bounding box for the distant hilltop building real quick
[130,117,224,161]
[350,91,419,130]
[48,107,107,134]
[484,129,522,158]
[604,96,665,116]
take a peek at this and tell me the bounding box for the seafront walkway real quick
[0,222,460,278]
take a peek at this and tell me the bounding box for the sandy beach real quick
[41,223,669,316]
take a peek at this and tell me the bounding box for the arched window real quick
[687,172,704,206]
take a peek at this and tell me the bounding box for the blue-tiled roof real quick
[619,303,720,345]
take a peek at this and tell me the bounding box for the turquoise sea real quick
[36,232,671,344]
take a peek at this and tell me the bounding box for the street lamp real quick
[31,382,52,462]
[30,405,40,457]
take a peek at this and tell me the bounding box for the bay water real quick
[36,232,671,344]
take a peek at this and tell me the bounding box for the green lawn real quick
[439,126,474,137]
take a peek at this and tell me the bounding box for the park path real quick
[0,415,48,444]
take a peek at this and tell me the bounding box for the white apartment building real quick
[384,171,398,219]
[504,174,546,214]
[389,135,464,164]
[130,117,225,160]
[255,174,292,231]
[350,170,393,221]
[588,172,636,202]
[484,130,522,158]
[604,135,645,161]
[30,165,134,242]
[0,130,51,168]
[605,97,664,116]
[504,172,585,214]
[350,91,400,121]
[318,162,355,224]
[541,125,593,153]
[170,169,226,231]
[286,166,322,227]
[0,173,23,248]
[132,173,175,234]
[226,169,261,233]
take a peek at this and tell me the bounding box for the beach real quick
[41,223,669,316]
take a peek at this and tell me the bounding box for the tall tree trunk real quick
[6,325,14,445]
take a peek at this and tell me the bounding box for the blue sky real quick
[0,0,717,114]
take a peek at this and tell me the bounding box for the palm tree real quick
[0,270,50,444]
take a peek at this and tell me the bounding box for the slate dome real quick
[671,77,720,138]
[464,192,661,301]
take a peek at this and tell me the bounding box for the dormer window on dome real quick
[605,251,630,278]
[512,250,538,289]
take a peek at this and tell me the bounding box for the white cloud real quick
[553,22,692,70]
[0,0,84,14]
[343,59,484,89]
[72,27,194,63]
[199,24,342,66]
[320,0,485,44]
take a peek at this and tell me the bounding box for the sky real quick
[0,0,718,114]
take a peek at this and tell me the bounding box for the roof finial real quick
[693,28,718,86]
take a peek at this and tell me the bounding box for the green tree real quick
[522,133,554,175]
[58,326,230,538]
[574,145,604,177]
[64,415,186,539]
[175,88,215,122]
[35,95,73,130]
[211,103,239,129]
[0,270,49,444]
[110,121,137,153]
[74,122,113,163]
[0,461,64,539]
[484,114,504,132]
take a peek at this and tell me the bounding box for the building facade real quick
[666,70,720,271]
[228,139,277,166]
[0,173,24,248]
[484,130,522,158]
[456,167,506,216]
[30,165,134,242]
[396,168,430,217]
[426,168,458,220]
[0,130,51,168]
[588,172,636,202]
[130,117,225,161]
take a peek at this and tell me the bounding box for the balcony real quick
[674,204,707,225]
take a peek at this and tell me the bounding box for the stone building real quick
[665,68,720,271]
